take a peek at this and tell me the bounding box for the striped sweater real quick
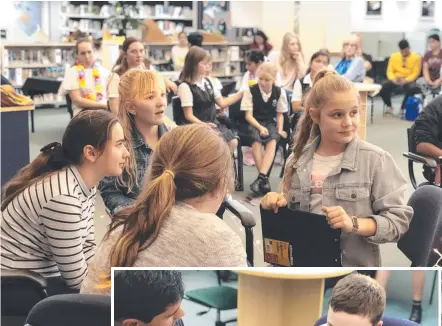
[1,165,97,289]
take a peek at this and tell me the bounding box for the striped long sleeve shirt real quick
[1,165,97,289]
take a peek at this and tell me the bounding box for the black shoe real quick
[409,305,422,324]
[259,177,271,194]
[250,178,263,194]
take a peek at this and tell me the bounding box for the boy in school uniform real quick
[241,62,288,194]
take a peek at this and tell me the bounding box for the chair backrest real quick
[25,294,111,326]
[171,96,186,125]
[398,185,442,266]
[315,315,419,326]
[407,126,418,153]
[1,269,48,317]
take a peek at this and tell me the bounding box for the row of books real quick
[3,49,75,67]
[4,67,66,87]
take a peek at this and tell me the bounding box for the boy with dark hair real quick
[114,270,185,326]
[322,273,386,326]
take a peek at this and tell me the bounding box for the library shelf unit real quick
[60,1,196,38]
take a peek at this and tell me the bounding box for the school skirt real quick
[215,119,236,143]
[249,120,280,144]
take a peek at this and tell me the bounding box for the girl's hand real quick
[322,206,353,233]
[278,130,288,139]
[166,80,178,94]
[260,127,269,137]
[261,192,288,213]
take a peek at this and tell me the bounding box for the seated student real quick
[171,32,189,72]
[261,70,413,267]
[417,34,442,102]
[249,30,273,57]
[379,39,422,115]
[113,270,185,326]
[414,95,442,185]
[187,32,203,47]
[62,38,109,116]
[106,37,177,120]
[241,62,288,194]
[177,46,243,152]
[241,50,283,91]
[100,69,169,216]
[81,125,248,295]
[335,35,366,83]
[321,273,386,326]
[291,51,330,130]
[1,110,129,295]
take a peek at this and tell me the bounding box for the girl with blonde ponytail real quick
[261,70,413,267]
[81,124,247,295]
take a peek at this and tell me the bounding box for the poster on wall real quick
[420,1,435,21]
[365,1,382,18]
[198,1,229,35]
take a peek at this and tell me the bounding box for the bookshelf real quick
[60,1,196,38]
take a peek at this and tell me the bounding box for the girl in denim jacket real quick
[262,70,413,267]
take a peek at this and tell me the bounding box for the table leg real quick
[358,91,368,141]
[238,274,325,326]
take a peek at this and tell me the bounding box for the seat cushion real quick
[185,286,237,310]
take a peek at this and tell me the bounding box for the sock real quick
[412,300,421,308]
[258,173,267,180]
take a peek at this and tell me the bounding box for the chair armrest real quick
[1,269,47,289]
[403,152,437,168]
[224,198,256,228]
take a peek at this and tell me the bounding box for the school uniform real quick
[291,73,312,130]
[177,77,235,143]
[241,84,288,144]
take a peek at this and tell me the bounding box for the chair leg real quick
[245,226,254,266]
[429,270,437,305]
[235,143,244,191]
[370,97,374,124]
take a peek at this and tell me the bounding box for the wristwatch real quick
[351,216,359,233]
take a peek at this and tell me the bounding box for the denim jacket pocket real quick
[335,185,371,216]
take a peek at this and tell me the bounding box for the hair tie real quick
[163,170,175,179]
[40,142,62,153]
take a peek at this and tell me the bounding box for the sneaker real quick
[259,177,272,194]
[409,305,422,324]
[250,178,263,194]
[384,107,393,116]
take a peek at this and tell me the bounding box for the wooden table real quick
[354,83,382,141]
[1,105,34,186]
[237,269,353,326]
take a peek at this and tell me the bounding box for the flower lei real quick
[75,63,103,101]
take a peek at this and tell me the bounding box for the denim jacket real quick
[285,136,413,267]
[99,123,168,215]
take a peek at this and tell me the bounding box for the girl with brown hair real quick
[81,124,248,295]
[107,37,177,114]
[177,46,244,152]
[1,110,129,294]
[261,70,412,267]
[100,69,169,216]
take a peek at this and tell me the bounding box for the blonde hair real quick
[279,32,305,80]
[281,70,356,194]
[256,62,277,80]
[117,69,166,192]
[100,124,234,285]
[341,34,361,58]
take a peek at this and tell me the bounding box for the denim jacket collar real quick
[131,122,168,149]
[294,136,360,172]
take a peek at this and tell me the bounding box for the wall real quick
[0,1,42,42]
[386,270,437,304]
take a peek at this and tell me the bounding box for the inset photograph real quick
[112,269,439,326]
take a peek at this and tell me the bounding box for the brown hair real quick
[1,110,118,210]
[112,37,151,76]
[181,46,210,84]
[329,273,386,325]
[117,69,165,192]
[279,32,305,80]
[281,70,356,194]
[105,124,233,271]
[75,38,93,54]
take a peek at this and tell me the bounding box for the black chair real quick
[171,96,244,191]
[398,185,442,267]
[184,271,237,326]
[1,270,48,326]
[403,127,442,189]
[315,315,420,326]
[65,94,73,119]
[25,294,111,326]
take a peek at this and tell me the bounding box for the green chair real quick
[184,271,237,326]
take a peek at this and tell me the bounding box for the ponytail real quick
[282,69,353,195]
[1,142,71,210]
[108,169,176,268]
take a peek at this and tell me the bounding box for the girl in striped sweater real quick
[1,110,129,295]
